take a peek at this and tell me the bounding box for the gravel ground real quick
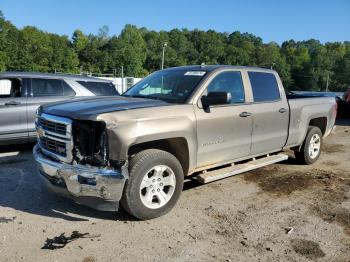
[0,120,349,262]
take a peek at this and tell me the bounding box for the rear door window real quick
[32,78,75,97]
[248,72,280,102]
[77,81,119,96]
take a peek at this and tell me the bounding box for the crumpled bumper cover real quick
[33,144,127,211]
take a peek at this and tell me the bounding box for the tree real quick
[333,50,350,90]
[97,25,109,43]
[0,11,8,71]
[110,25,147,77]
[49,33,79,73]
[142,30,169,72]
[225,32,261,66]
[78,34,108,73]
[255,42,292,87]
[188,29,226,64]
[72,30,89,52]
[0,9,349,92]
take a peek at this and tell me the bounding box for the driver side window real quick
[207,71,245,104]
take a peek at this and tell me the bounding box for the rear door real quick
[247,71,289,155]
[26,78,76,138]
[0,78,28,142]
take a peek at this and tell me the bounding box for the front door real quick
[194,71,253,168]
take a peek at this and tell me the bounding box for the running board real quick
[195,154,288,184]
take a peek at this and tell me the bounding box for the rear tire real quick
[294,126,323,165]
[121,149,184,220]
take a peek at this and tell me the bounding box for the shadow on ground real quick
[335,118,350,126]
[0,143,135,222]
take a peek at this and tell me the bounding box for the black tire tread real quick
[121,149,183,220]
[295,126,323,165]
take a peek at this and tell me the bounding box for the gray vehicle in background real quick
[0,72,119,145]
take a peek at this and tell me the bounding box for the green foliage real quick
[49,33,79,73]
[0,10,349,91]
[113,24,147,77]
[72,30,89,52]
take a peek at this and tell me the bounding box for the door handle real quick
[279,108,288,113]
[5,101,21,106]
[239,112,252,117]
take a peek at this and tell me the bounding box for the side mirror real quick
[201,92,231,108]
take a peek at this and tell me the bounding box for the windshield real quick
[124,70,206,103]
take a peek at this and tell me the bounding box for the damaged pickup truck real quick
[33,65,337,220]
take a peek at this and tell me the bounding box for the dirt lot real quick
[0,121,349,262]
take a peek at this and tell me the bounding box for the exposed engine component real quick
[72,120,109,167]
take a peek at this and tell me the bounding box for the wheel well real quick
[309,117,327,135]
[128,138,190,175]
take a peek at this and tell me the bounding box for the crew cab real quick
[33,65,337,220]
[0,72,118,145]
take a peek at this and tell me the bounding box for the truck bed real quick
[286,96,337,147]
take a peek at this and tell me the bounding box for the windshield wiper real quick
[123,94,162,101]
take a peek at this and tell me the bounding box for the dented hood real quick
[41,96,169,120]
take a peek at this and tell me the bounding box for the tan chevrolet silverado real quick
[33,65,337,220]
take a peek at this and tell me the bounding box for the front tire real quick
[121,149,184,220]
[295,126,323,164]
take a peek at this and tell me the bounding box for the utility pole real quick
[161,42,168,70]
[121,66,124,93]
[326,72,329,92]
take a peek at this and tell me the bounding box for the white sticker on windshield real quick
[184,71,206,76]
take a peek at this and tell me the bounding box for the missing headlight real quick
[72,120,109,167]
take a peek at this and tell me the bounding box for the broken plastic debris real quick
[42,231,101,250]
[0,216,16,223]
[285,227,294,234]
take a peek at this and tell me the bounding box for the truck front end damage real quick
[33,113,127,211]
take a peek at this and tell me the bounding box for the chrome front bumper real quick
[33,144,127,211]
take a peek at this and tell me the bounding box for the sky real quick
[0,0,349,44]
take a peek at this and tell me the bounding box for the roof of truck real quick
[0,71,112,82]
[162,65,276,73]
